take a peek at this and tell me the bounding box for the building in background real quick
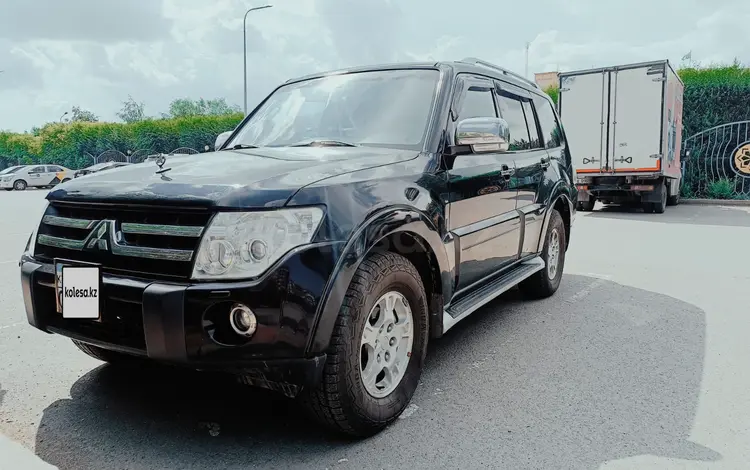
[534,71,559,90]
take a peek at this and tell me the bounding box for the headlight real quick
[191,207,324,280]
[1,176,11,182]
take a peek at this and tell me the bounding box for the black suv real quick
[19,58,577,437]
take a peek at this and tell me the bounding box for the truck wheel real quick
[577,198,595,211]
[667,193,680,206]
[653,182,668,213]
[71,340,143,365]
[13,180,27,191]
[301,251,429,437]
[519,209,566,299]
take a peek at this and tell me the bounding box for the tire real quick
[667,194,680,206]
[72,340,143,365]
[3,188,11,191]
[301,251,429,437]
[13,179,27,191]
[653,181,667,214]
[519,209,566,299]
[61,178,71,183]
[576,198,595,211]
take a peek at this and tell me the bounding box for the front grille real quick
[34,202,213,279]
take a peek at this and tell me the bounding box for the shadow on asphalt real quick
[33,275,722,469]
[584,202,750,227]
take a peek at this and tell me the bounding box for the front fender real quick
[305,206,453,355]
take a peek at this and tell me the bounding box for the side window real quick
[28,166,45,173]
[458,87,497,120]
[47,166,63,172]
[496,94,530,150]
[521,101,542,149]
[533,95,563,149]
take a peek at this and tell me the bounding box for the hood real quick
[47,146,419,209]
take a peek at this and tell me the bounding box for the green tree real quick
[163,98,241,119]
[116,95,146,123]
[70,106,99,122]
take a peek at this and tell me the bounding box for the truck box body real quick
[558,60,684,210]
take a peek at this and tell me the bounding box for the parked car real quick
[0,165,27,190]
[1,164,74,191]
[74,161,131,178]
[19,58,576,437]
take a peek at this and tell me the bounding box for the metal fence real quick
[681,121,750,200]
[90,147,202,166]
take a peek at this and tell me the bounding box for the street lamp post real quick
[243,4,272,115]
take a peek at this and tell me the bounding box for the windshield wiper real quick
[289,139,358,147]
[224,144,259,151]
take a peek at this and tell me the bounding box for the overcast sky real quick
[1,0,748,133]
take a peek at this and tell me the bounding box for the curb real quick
[681,199,750,206]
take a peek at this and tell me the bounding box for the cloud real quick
[0,0,748,133]
[0,0,171,42]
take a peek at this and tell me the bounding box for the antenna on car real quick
[460,57,541,89]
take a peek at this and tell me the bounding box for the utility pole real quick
[243,4,273,115]
[525,42,530,79]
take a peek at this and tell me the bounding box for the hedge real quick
[0,113,244,170]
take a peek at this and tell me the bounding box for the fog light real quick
[229,303,257,337]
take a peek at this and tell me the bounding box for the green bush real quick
[678,63,750,139]
[705,178,737,199]
[0,113,244,170]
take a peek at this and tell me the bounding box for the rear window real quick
[0,166,23,175]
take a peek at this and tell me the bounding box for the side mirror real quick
[214,131,233,151]
[455,117,510,153]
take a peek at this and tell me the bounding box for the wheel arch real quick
[306,206,453,355]
[539,183,575,252]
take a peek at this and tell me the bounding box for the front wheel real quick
[13,180,27,191]
[519,209,566,299]
[301,251,429,437]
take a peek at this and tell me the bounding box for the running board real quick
[442,257,545,333]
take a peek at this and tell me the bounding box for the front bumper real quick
[0,179,13,189]
[19,243,343,395]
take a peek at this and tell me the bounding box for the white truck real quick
[558,59,685,213]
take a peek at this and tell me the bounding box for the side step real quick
[442,257,545,333]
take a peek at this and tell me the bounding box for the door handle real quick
[540,157,551,169]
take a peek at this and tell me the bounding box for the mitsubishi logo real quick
[83,220,118,252]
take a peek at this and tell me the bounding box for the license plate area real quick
[54,258,103,320]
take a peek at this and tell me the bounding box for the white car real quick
[0,164,74,191]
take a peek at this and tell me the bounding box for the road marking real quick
[0,322,24,331]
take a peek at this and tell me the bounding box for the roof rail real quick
[459,57,540,89]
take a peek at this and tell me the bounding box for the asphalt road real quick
[1,189,749,470]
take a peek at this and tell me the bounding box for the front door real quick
[446,74,520,293]
[25,165,47,187]
[494,83,549,259]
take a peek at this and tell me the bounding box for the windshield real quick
[0,166,23,175]
[228,69,440,150]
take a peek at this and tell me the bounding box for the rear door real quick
[609,64,664,172]
[559,71,608,174]
[493,82,549,259]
